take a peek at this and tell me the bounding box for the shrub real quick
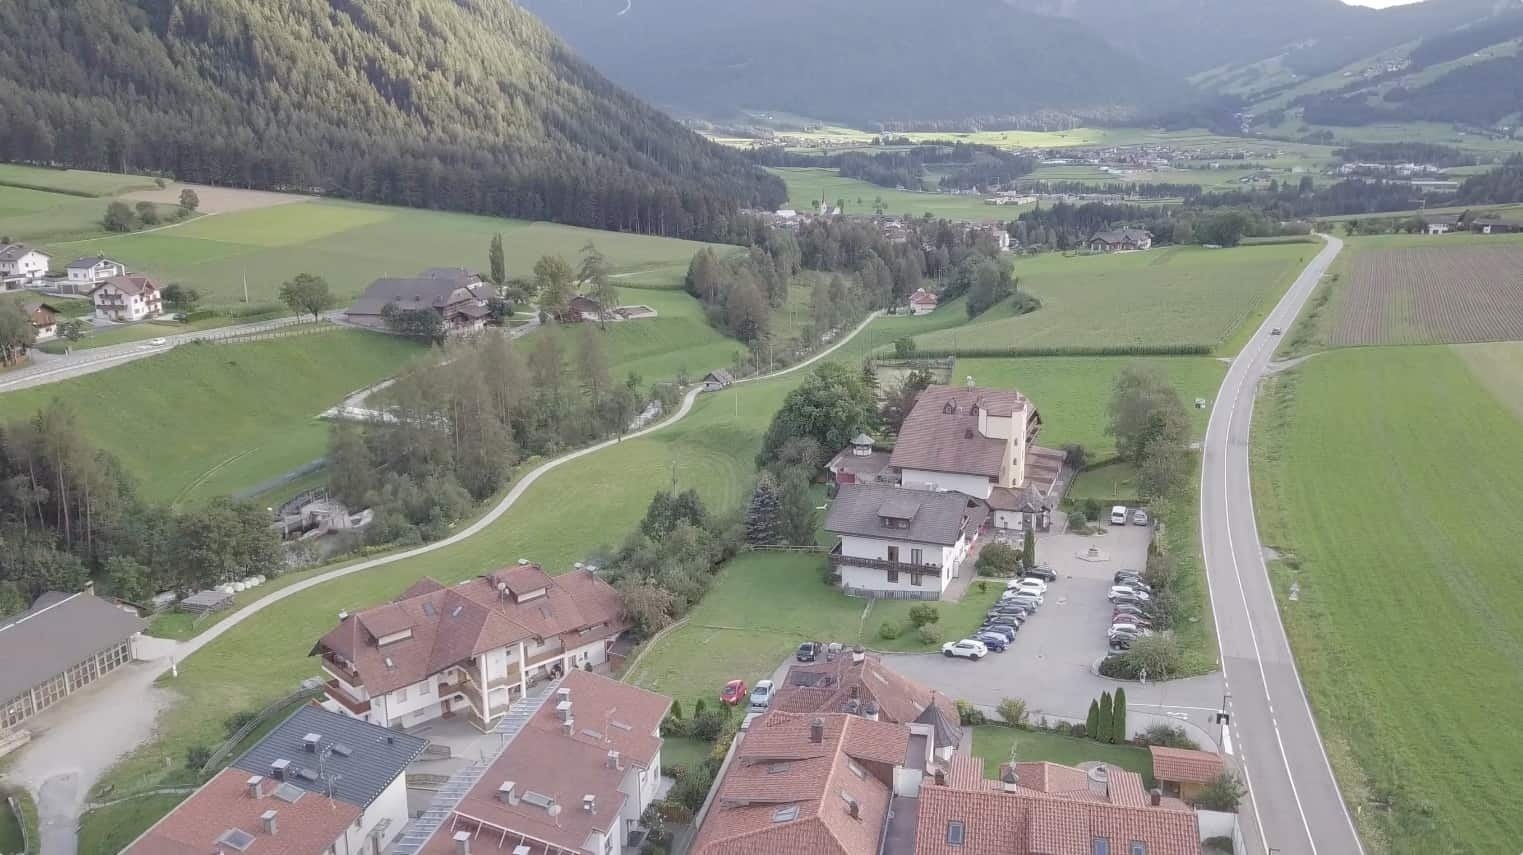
[908,604,940,627]
[917,623,944,645]
[879,620,902,640]
[670,699,684,720]
[669,768,714,812]
[1144,588,1180,629]
[693,698,707,718]
[1135,723,1200,750]
[976,542,1021,576]
[689,710,725,741]
[893,337,916,357]
[1082,498,1103,521]
[223,710,258,736]
[1112,687,1128,744]
[1125,634,1183,680]
[1099,655,1140,680]
[996,697,1029,728]
[185,744,212,771]
[1144,551,1176,589]
[976,580,988,594]
[1203,835,1235,854]
[1097,691,1113,743]
[659,715,689,738]
[1063,443,1089,469]
[1069,722,1088,739]
[955,700,988,726]
[1069,511,1088,531]
[1196,772,1246,812]
[1022,528,1036,568]
[1086,700,1101,736]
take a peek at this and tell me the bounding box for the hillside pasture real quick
[914,243,1308,353]
[770,167,1019,221]
[0,163,158,196]
[1330,244,1523,346]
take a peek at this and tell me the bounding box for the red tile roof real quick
[419,671,670,855]
[313,566,627,695]
[122,768,360,855]
[889,385,1035,478]
[692,713,911,855]
[1149,745,1225,785]
[772,652,963,748]
[910,289,938,306]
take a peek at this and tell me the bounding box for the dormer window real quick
[377,628,413,646]
[942,400,958,414]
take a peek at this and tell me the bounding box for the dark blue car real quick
[974,631,1010,652]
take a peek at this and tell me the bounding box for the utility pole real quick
[242,268,249,304]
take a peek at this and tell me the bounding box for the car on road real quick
[941,639,988,660]
[1271,327,1282,335]
[1108,585,1150,602]
[1008,578,1047,595]
[148,337,167,346]
[1021,564,1058,582]
[1108,623,1151,639]
[1132,509,1149,526]
[974,632,1009,652]
[796,642,820,662]
[748,679,775,712]
[1110,505,1128,525]
[720,679,748,706]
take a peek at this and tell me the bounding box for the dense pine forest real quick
[0,0,784,239]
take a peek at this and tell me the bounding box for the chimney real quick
[563,718,575,737]
[862,701,879,722]
[1001,764,1020,794]
[260,810,277,835]
[453,830,471,855]
[303,733,321,753]
[338,610,349,621]
[933,768,947,787]
[847,798,861,820]
[607,750,622,770]
[270,759,290,781]
[965,375,975,387]
[557,700,574,723]
[583,794,596,813]
[851,647,865,664]
[809,718,824,744]
[1149,788,1163,807]
[497,781,517,804]
[246,776,264,799]
[1086,764,1110,799]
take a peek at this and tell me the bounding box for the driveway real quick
[883,524,1226,746]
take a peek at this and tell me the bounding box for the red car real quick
[720,679,748,706]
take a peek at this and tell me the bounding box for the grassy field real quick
[661,736,713,774]
[970,726,1154,786]
[76,794,185,855]
[37,315,250,353]
[770,167,1015,221]
[914,244,1309,353]
[0,185,184,245]
[0,797,23,854]
[42,198,723,307]
[0,329,422,505]
[0,163,158,197]
[1252,344,1523,853]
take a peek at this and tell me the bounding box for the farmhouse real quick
[122,706,427,855]
[311,562,628,731]
[702,369,734,391]
[826,432,893,486]
[24,301,59,341]
[1,590,145,729]
[0,243,50,283]
[413,671,670,855]
[908,288,939,316]
[1425,215,1461,235]
[89,273,163,321]
[558,294,608,323]
[824,483,987,598]
[65,255,125,290]
[1472,217,1523,235]
[345,267,493,333]
[1087,228,1153,252]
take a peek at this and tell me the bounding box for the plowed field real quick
[1331,244,1523,346]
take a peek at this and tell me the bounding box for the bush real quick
[1143,551,1175,589]
[1099,655,1140,680]
[1086,699,1100,736]
[878,620,903,640]
[1196,771,1246,812]
[1082,498,1103,521]
[692,698,707,718]
[1069,511,1088,532]
[1144,588,1180,629]
[908,604,940,627]
[917,623,944,645]
[1203,835,1235,854]
[1069,722,1088,739]
[893,337,916,357]
[670,699,683,720]
[659,715,690,738]
[1125,634,1183,680]
[688,710,725,741]
[669,768,714,812]
[1063,443,1089,469]
[996,697,1029,728]
[955,700,988,726]
[1135,723,1200,750]
[223,710,258,736]
[975,542,1021,576]
[185,744,212,771]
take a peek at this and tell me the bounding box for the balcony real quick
[321,653,363,685]
[324,680,371,715]
[827,546,940,576]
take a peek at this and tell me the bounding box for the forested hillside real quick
[0,0,783,239]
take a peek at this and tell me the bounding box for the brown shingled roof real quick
[1149,745,1225,785]
[889,385,1032,478]
[771,651,963,750]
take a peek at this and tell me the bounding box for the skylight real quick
[771,805,799,823]
[422,602,437,617]
[274,783,305,803]
[217,829,256,852]
[946,821,965,846]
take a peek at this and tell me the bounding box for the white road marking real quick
[1223,725,1234,756]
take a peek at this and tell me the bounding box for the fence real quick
[5,793,32,855]
[900,344,1213,359]
[210,319,337,345]
[841,585,939,601]
[200,686,322,774]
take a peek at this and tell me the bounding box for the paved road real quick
[10,310,879,855]
[0,314,327,393]
[1200,234,1363,855]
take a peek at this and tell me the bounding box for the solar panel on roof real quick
[521,791,554,808]
[217,828,256,851]
[772,805,799,822]
[610,720,632,732]
[274,783,306,803]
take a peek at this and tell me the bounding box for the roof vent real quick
[964,428,974,439]
[246,775,264,799]
[810,718,824,744]
[497,780,518,804]
[607,750,622,770]
[583,794,597,813]
[260,809,278,835]
[338,610,349,621]
[1150,787,1163,807]
[303,733,321,753]
[563,717,575,736]
[270,758,290,780]
[517,558,530,565]
[453,829,471,855]
[851,647,865,664]
[557,700,574,722]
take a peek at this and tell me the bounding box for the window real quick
[847,759,866,780]
[420,682,431,695]
[1092,839,1110,855]
[772,805,799,823]
[912,573,923,587]
[888,570,899,583]
[887,546,900,562]
[910,548,923,564]
[946,821,965,846]
[394,686,408,702]
[1129,843,1147,855]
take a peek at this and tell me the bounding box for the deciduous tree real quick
[278,273,334,320]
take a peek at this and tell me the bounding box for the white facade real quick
[339,774,410,855]
[0,249,50,281]
[899,468,993,499]
[92,280,162,321]
[67,258,124,288]
[835,532,970,595]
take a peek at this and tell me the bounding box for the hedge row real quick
[901,344,1212,359]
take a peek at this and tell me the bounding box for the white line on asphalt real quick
[1128,704,1224,712]
[1223,725,1234,756]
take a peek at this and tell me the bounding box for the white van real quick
[1110,505,1128,525]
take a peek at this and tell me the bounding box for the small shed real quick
[179,589,235,616]
[1149,745,1226,804]
[703,370,735,391]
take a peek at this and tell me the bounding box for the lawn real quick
[661,736,714,774]
[969,726,1155,787]
[0,185,182,245]
[1066,461,1142,504]
[76,794,185,855]
[0,329,423,505]
[770,167,1017,221]
[1251,344,1523,853]
[865,584,1003,652]
[0,796,23,854]
[0,163,159,197]
[45,198,725,307]
[914,244,1309,353]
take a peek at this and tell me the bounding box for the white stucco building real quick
[825,483,987,598]
[90,273,163,321]
[65,255,125,290]
[0,243,50,283]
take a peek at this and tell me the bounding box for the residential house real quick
[24,301,59,341]
[889,383,1066,532]
[973,224,1012,252]
[0,243,50,284]
[558,295,608,323]
[909,757,1200,855]
[344,267,493,333]
[1148,745,1225,805]
[123,706,428,855]
[772,648,963,756]
[90,274,163,321]
[1424,215,1461,235]
[703,369,734,391]
[311,563,628,731]
[1087,228,1153,252]
[415,670,670,855]
[65,256,125,290]
[1,590,145,729]
[691,712,932,855]
[908,288,939,316]
[824,483,987,597]
[826,433,893,486]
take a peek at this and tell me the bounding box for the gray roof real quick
[232,705,428,808]
[0,243,46,262]
[705,369,734,385]
[67,255,118,269]
[0,591,146,702]
[346,269,491,317]
[1091,228,1151,244]
[850,433,875,446]
[825,484,981,545]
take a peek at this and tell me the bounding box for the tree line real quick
[746,142,1035,193]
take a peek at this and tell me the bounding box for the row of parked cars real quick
[1105,569,1154,650]
[941,564,1059,661]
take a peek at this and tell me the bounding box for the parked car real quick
[941,639,988,660]
[1114,570,1144,585]
[1110,505,1128,525]
[1007,591,1043,607]
[1108,585,1150,602]
[748,679,775,712]
[720,679,748,706]
[980,618,1020,634]
[1109,623,1152,639]
[1010,578,1047,595]
[1113,610,1151,625]
[796,642,820,662]
[1111,601,1146,616]
[974,632,1009,652]
[1109,634,1136,651]
[978,624,1017,641]
[1132,509,1149,526]
[1022,564,1059,582]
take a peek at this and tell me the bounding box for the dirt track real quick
[119,182,311,214]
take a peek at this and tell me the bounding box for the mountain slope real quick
[521,0,1186,125]
[0,0,782,238]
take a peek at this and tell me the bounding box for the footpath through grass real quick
[1252,344,1523,854]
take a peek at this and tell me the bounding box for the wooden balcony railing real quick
[827,553,942,575]
[324,680,371,715]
